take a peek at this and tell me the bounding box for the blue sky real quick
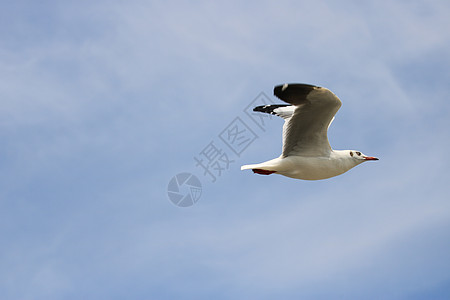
[1,0,450,299]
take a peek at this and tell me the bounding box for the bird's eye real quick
[350,151,353,157]
[356,152,361,156]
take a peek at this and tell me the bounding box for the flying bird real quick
[241,83,378,180]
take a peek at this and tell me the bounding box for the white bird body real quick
[242,150,362,180]
[241,83,378,181]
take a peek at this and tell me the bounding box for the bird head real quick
[348,150,379,163]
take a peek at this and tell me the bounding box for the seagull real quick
[241,83,378,180]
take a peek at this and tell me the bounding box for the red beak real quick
[364,156,379,161]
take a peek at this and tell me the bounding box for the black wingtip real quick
[253,105,266,113]
[273,83,318,104]
[253,104,290,114]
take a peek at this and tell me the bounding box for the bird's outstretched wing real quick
[273,83,342,157]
